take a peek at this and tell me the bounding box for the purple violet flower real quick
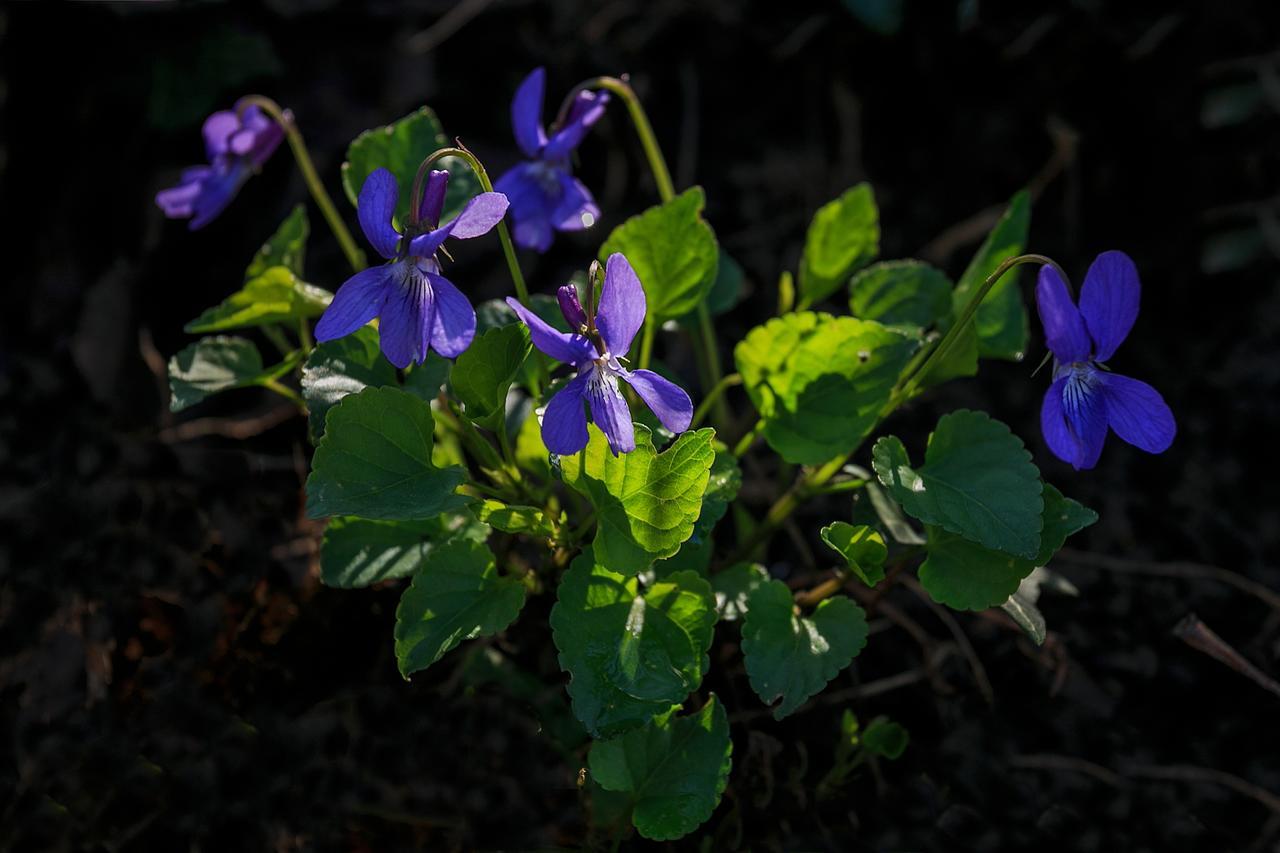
[156,105,285,230]
[494,68,609,253]
[314,167,509,368]
[506,253,693,456]
[1036,250,1175,470]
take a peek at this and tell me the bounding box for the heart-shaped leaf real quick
[819,522,887,586]
[168,336,300,412]
[949,190,1031,361]
[799,183,879,307]
[245,204,308,280]
[320,512,486,588]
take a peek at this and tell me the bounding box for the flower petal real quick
[543,89,610,161]
[445,191,510,239]
[622,368,693,434]
[156,176,205,219]
[586,368,635,455]
[495,163,555,252]
[1079,250,1141,363]
[595,253,646,357]
[424,272,476,358]
[541,371,591,456]
[1100,372,1175,455]
[550,172,600,232]
[418,169,449,227]
[504,297,595,365]
[557,284,588,329]
[188,163,252,230]
[201,110,240,159]
[357,168,402,260]
[314,265,394,342]
[511,68,548,159]
[379,272,435,368]
[1035,264,1090,363]
[1042,369,1109,470]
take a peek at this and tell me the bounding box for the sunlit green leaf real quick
[800,183,879,307]
[320,512,486,588]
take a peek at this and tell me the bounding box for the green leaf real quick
[515,406,551,479]
[185,266,331,334]
[168,336,297,412]
[301,326,397,439]
[849,260,952,329]
[864,480,925,545]
[474,499,558,539]
[918,483,1095,610]
[552,552,716,737]
[742,581,869,719]
[819,522,887,587]
[450,323,531,431]
[402,352,452,401]
[800,183,879,307]
[951,190,1031,360]
[599,187,719,325]
[246,204,308,279]
[320,512,487,588]
[562,425,717,576]
[341,107,477,226]
[711,563,768,622]
[862,717,909,759]
[305,386,469,520]
[588,695,732,841]
[736,312,917,465]
[999,566,1081,646]
[393,539,526,678]
[677,248,744,330]
[872,410,1044,558]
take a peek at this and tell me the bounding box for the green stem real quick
[297,316,314,353]
[638,318,657,371]
[411,145,530,307]
[262,379,306,411]
[722,454,848,568]
[237,96,365,274]
[691,373,741,429]
[811,477,867,496]
[261,324,293,358]
[732,418,763,458]
[890,253,1063,406]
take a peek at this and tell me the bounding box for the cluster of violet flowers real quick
[156,71,1173,470]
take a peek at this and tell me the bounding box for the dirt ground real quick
[2,1,1278,850]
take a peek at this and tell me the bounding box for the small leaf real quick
[1000,589,1047,645]
[861,717,909,759]
[864,480,925,545]
[341,107,478,226]
[800,183,879,307]
[918,484,1095,610]
[551,552,716,737]
[599,187,719,325]
[950,191,1031,361]
[588,695,732,842]
[246,204,308,279]
[301,326,397,439]
[736,312,917,465]
[393,539,526,678]
[450,323,531,431]
[474,499,558,538]
[168,336,296,412]
[742,580,869,719]
[305,386,469,520]
[712,563,768,622]
[849,260,952,329]
[320,512,486,588]
[819,522,887,587]
[185,266,332,333]
[872,410,1044,558]
[562,425,716,576]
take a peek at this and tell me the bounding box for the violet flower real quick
[314,168,509,368]
[506,253,693,456]
[494,68,609,253]
[1036,251,1175,470]
[156,105,285,230]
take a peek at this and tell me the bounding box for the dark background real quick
[2,0,1278,850]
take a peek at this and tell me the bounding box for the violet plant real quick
[158,69,1172,843]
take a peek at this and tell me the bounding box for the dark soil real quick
[2,1,1278,850]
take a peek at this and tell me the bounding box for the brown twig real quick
[159,404,300,443]
[1173,613,1280,699]
[1120,763,1280,815]
[1055,548,1280,614]
[901,576,996,706]
[1008,753,1132,789]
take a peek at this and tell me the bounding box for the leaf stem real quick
[721,454,848,567]
[732,418,763,458]
[261,378,306,411]
[691,372,742,429]
[237,96,366,274]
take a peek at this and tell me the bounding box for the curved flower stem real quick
[237,96,366,274]
[691,373,742,429]
[411,145,531,307]
[889,253,1066,406]
[565,76,725,410]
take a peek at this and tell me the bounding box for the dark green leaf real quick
[301,326,397,439]
[588,695,732,841]
[168,336,297,412]
[819,522,887,586]
[742,581,869,719]
[474,499,558,538]
[849,260,952,329]
[305,386,469,520]
[450,323,531,431]
[393,539,526,678]
[551,552,716,737]
[950,190,1031,360]
[246,205,308,279]
[401,352,452,401]
[599,187,719,325]
[861,717,909,759]
[864,480,925,545]
[800,183,879,307]
[320,512,487,588]
[872,410,1044,557]
[712,563,769,622]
